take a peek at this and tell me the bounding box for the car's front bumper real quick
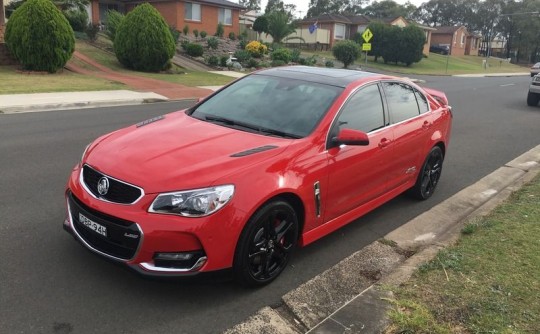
[64,166,246,277]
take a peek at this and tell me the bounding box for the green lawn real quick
[0,65,125,94]
[75,41,233,86]
[386,174,540,333]
[303,50,528,75]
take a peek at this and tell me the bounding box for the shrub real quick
[114,3,175,72]
[229,32,236,40]
[398,25,425,66]
[5,0,75,73]
[207,36,219,49]
[200,31,207,38]
[291,48,301,63]
[105,10,124,42]
[207,55,219,66]
[325,60,335,68]
[332,40,360,68]
[180,39,190,51]
[169,26,180,42]
[238,39,248,50]
[298,55,317,66]
[85,24,100,42]
[247,58,259,68]
[220,55,229,67]
[63,9,88,32]
[186,43,204,57]
[245,40,267,58]
[193,29,199,38]
[271,59,286,67]
[215,22,224,37]
[183,24,189,36]
[234,50,251,63]
[271,48,292,63]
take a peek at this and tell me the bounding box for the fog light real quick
[153,250,206,270]
[154,252,194,261]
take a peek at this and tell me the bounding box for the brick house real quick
[89,0,244,37]
[465,33,481,56]
[431,26,469,56]
[298,14,434,55]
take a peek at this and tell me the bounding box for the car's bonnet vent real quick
[231,145,278,157]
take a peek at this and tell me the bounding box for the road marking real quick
[500,83,515,87]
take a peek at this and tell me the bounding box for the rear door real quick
[381,81,433,191]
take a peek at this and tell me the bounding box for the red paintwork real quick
[65,72,452,276]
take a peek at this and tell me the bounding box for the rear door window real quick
[383,82,420,123]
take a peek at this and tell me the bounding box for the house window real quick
[218,8,232,25]
[185,2,201,21]
[335,24,345,39]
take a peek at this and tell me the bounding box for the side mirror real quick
[332,128,369,147]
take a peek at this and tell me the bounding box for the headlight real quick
[149,185,235,217]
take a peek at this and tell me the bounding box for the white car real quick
[531,62,540,77]
[528,74,540,106]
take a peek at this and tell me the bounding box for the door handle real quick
[378,138,390,148]
[422,121,431,129]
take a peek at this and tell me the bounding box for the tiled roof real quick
[118,0,245,9]
[432,26,464,34]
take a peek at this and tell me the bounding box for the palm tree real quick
[266,10,296,44]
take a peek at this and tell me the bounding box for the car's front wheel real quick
[233,200,299,287]
[410,146,444,200]
[527,91,539,106]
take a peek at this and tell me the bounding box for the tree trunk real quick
[1,0,6,26]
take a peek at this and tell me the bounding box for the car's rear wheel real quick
[234,200,298,287]
[410,146,444,200]
[527,91,539,106]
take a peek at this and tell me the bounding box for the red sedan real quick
[64,66,452,286]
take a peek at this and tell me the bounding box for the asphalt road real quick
[1,75,538,334]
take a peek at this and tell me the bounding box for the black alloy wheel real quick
[410,146,444,200]
[234,200,298,287]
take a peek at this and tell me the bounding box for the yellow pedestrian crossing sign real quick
[362,29,373,43]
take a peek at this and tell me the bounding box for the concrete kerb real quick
[0,91,169,114]
[223,144,540,334]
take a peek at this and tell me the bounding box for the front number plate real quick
[79,213,107,237]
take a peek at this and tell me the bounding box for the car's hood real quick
[84,111,290,193]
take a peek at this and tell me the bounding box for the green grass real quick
[386,174,540,333]
[303,50,528,75]
[75,41,233,86]
[0,65,125,94]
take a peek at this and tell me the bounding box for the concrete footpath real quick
[224,145,540,334]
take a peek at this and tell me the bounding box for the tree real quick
[114,3,175,72]
[252,15,269,39]
[306,0,350,18]
[239,0,261,12]
[381,25,401,64]
[366,22,387,62]
[332,40,360,68]
[5,0,74,72]
[361,0,416,19]
[398,25,425,66]
[104,10,124,42]
[265,0,296,19]
[1,0,5,25]
[266,10,296,44]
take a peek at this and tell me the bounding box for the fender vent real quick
[231,145,278,157]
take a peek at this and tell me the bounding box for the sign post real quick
[361,28,373,65]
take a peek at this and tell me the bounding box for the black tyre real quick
[410,146,444,200]
[233,200,299,287]
[527,91,539,106]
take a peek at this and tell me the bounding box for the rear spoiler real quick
[424,87,449,107]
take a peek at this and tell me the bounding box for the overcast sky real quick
[248,0,427,18]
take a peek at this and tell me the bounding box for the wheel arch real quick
[271,192,306,241]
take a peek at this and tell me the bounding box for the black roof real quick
[254,66,380,88]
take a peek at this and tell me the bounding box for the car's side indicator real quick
[314,181,321,217]
[406,167,417,174]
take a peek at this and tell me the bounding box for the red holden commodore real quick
[64,66,452,286]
